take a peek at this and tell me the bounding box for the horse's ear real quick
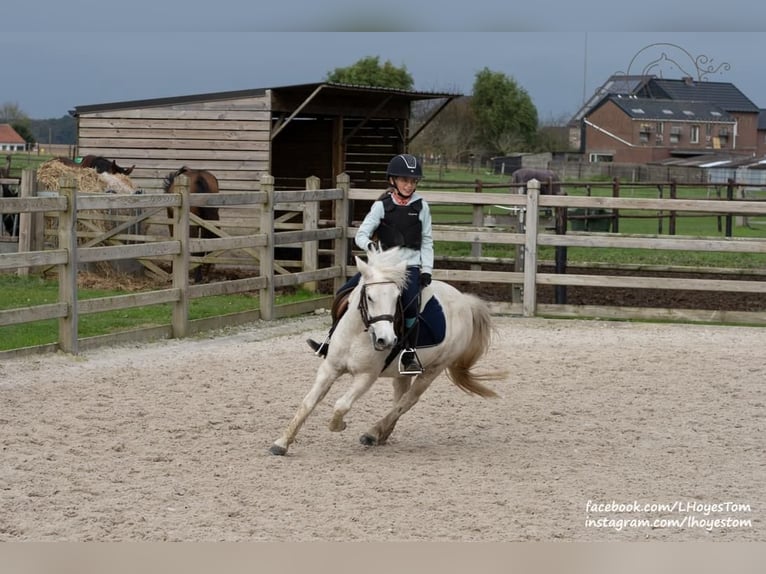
[355,256,368,275]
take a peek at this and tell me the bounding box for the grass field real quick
[0,274,317,351]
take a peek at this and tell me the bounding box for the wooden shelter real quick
[71,82,459,194]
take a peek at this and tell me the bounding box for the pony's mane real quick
[364,247,410,289]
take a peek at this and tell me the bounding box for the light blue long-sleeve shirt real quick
[355,190,434,274]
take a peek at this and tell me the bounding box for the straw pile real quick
[37,159,137,193]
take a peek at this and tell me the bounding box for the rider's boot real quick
[307,336,329,357]
[398,318,423,376]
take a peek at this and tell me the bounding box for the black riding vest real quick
[376,193,423,251]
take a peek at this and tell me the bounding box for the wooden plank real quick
[78,127,271,140]
[0,196,66,213]
[79,289,181,314]
[273,227,343,245]
[79,241,179,263]
[540,194,766,215]
[79,138,270,151]
[189,234,267,252]
[272,266,342,288]
[0,249,69,269]
[540,233,766,253]
[537,272,766,293]
[82,109,271,121]
[0,302,68,326]
[79,118,270,130]
[188,276,268,298]
[536,303,766,325]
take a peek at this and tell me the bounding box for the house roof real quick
[71,82,460,115]
[606,96,735,123]
[639,78,759,113]
[569,75,655,124]
[0,123,26,144]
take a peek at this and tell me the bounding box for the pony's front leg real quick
[329,372,379,432]
[270,363,340,456]
[392,376,411,403]
[361,370,440,446]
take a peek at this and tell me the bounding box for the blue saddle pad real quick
[415,296,446,348]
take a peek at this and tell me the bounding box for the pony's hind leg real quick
[360,370,440,446]
[270,363,340,455]
[329,372,379,432]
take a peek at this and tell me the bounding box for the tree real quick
[410,97,478,167]
[470,68,538,155]
[325,56,413,90]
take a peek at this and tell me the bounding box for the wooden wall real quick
[77,95,272,194]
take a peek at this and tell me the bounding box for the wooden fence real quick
[2,171,766,358]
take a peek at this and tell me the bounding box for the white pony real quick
[270,247,506,455]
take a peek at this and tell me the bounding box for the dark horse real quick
[54,155,135,175]
[510,168,563,195]
[80,155,135,175]
[1,155,18,236]
[162,167,220,282]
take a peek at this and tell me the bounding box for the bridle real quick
[358,281,401,331]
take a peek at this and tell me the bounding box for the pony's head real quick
[356,246,409,290]
[354,247,409,351]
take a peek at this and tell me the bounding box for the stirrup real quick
[398,348,423,376]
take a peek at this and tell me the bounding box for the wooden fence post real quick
[471,179,483,274]
[303,176,320,293]
[522,180,540,318]
[171,175,190,338]
[58,176,79,354]
[335,173,350,293]
[259,174,275,320]
[17,169,36,276]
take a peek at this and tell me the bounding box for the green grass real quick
[0,274,318,351]
[4,152,55,178]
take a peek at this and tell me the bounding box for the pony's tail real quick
[446,294,506,398]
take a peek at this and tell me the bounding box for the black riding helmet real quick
[386,154,423,179]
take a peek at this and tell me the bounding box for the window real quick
[657,122,664,133]
[589,153,614,163]
[690,125,700,144]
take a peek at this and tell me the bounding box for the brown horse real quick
[162,167,220,282]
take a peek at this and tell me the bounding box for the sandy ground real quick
[1,314,764,541]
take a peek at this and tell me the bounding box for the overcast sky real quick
[3,3,764,123]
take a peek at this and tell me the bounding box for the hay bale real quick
[37,159,137,193]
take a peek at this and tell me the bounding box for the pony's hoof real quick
[359,433,378,446]
[269,444,287,456]
[329,417,347,432]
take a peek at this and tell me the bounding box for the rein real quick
[358,281,401,331]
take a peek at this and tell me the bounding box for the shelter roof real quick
[70,82,460,116]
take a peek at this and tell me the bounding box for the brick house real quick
[571,76,761,163]
[0,124,26,152]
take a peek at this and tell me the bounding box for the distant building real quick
[0,124,26,151]
[570,75,762,164]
